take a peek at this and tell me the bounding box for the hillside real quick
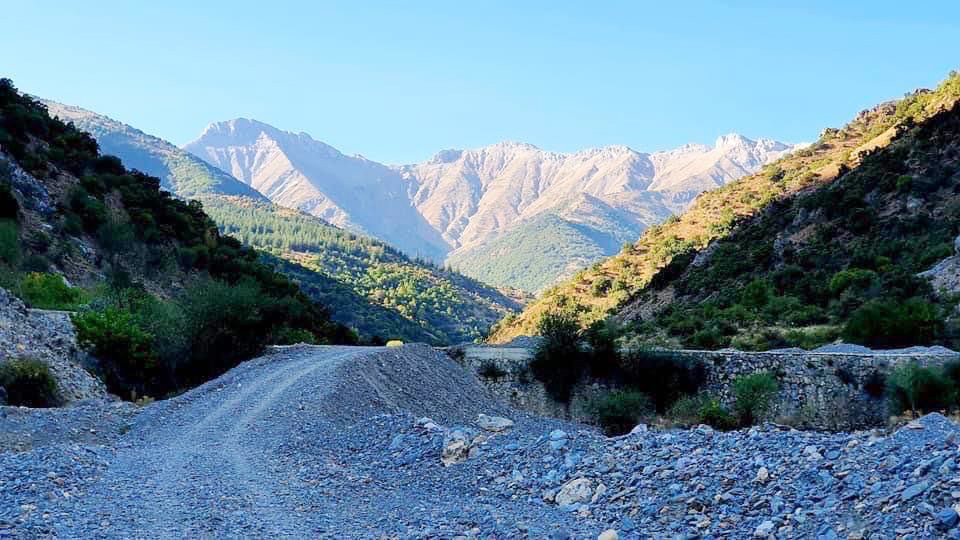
[199,196,519,344]
[41,100,266,201]
[490,73,960,345]
[0,78,353,400]
[445,208,645,293]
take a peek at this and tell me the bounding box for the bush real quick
[588,390,652,436]
[530,312,585,403]
[732,372,779,425]
[886,363,957,414]
[698,398,739,430]
[0,218,18,266]
[0,357,62,407]
[619,349,707,412]
[19,272,84,309]
[842,298,943,348]
[665,393,709,426]
[72,307,158,399]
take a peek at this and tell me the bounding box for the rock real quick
[754,520,775,537]
[590,483,606,504]
[629,424,648,435]
[955,234,960,255]
[555,478,593,506]
[756,467,770,484]
[476,414,514,432]
[901,481,930,502]
[937,507,960,529]
[597,530,618,540]
[0,385,6,406]
[549,429,568,441]
[441,427,478,466]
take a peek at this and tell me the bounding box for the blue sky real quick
[2,1,958,164]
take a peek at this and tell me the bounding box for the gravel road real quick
[6,344,960,539]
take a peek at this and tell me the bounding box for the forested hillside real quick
[0,78,354,400]
[200,196,519,344]
[490,73,960,349]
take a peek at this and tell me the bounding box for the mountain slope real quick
[489,73,960,344]
[184,119,450,261]
[199,195,519,344]
[40,100,266,201]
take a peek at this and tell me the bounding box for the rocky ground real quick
[0,288,107,403]
[2,344,960,538]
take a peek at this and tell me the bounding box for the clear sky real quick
[2,1,958,164]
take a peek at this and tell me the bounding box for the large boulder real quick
[476,414,514,432]
[441,427,480,466]
[555,478,594,506]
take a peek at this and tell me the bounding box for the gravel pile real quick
[0,288,107,403]
[4,344,960,538]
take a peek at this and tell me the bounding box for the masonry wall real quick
[451,345,960,430]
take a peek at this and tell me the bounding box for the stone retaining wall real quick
[450,345,960,430]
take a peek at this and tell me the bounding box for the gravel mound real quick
[0,288,107,403]
[813,343,959,355]
[5,345,960,538]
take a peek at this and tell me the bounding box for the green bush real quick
[530,312,585,403]
[72,307,158,399]
[19,272,84,309]
[0,357,62,407]
[732,372,779,425]
[666,393,710,426]
[588,390,652,436]
[842,297,943,348]
[698,398,739,430]
[0,218,18,266]
[886,363,957,414]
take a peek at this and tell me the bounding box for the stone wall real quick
[449,345,960,430]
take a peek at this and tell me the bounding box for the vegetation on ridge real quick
[490,72,960,351]
[0,78,355,399]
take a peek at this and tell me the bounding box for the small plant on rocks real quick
[0,357,62,407]
[588,390,652,436]
[732,372,779,425]
[886,362,957,414]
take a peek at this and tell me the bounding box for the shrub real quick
[591,277,612,297]
[886,363,956,414]
[0,218,18,266]
[0,357,61,407]
[698,398,739,430]
[72,307,158,399]
[588,390,652,436]
[619,349,707,412]
[665,393,709,426]
[732,372,779,425]
[19,272,84,309]
[530,312,585,403]
[842,298,943,348]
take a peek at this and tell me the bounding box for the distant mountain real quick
[183,119,450,261]
[40,100,266,201]
[413,136,800,291]
[185,120,800,291]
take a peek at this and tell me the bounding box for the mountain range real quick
[184,120,801,291]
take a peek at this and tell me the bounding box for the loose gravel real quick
[4,344,960,538]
